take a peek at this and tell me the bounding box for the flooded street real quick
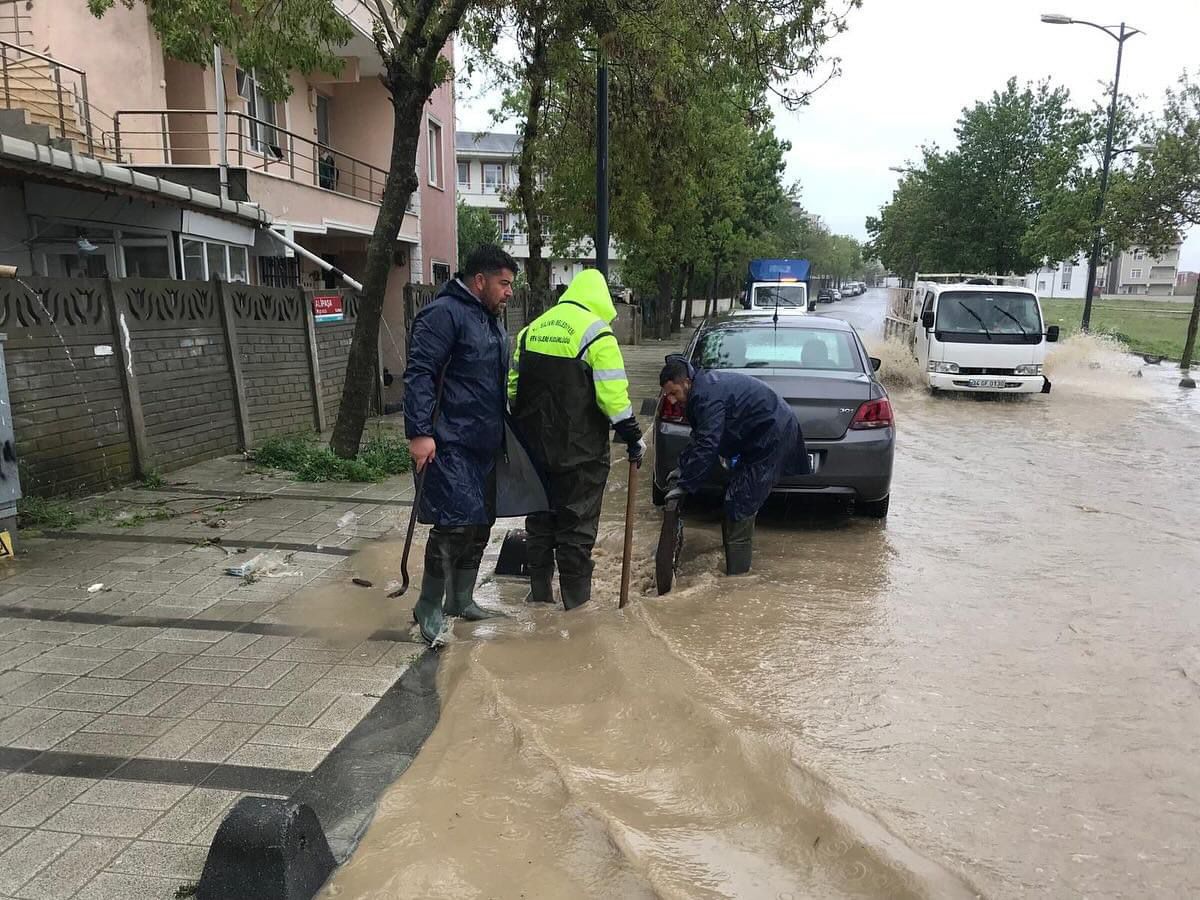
[324,291,1200,899]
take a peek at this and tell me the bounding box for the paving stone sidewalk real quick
[0,451,427,900]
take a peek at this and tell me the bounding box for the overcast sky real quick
[456,0,1200,271]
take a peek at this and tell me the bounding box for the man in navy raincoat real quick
[404,245,517,644]
[659,357,808,575]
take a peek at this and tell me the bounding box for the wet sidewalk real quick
[0,452,431,900]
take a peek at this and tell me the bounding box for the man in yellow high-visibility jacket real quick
[508,270,645,609]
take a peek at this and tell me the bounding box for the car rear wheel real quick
[857,495,889,518]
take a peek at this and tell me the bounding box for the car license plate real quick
[968,378,1008,388]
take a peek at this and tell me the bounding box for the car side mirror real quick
[1046,325,1060,343]
[808,302,817,312]
[921,310,935,329]
[870,356,882,372]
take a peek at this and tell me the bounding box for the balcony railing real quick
[0,38,117,158]
[113,109,390,206]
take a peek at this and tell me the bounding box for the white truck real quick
[885,274,1060,394]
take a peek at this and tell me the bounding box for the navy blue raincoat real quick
[404,279,508,527]
[678,370,809,521]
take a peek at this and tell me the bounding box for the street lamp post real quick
[596,52,609,281]
[1041,13,1142,332]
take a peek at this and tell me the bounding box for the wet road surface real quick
[323,290,1200,899]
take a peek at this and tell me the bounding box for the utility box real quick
[0,334,20,557]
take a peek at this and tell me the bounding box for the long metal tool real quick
[389,365,447,599]
[618,459,637,608]
[655,497,683,596]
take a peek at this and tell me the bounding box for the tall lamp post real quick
[1041,13,1142,332]
[595,51,609,281]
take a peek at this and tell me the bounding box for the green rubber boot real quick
[525,568,556,605]
[444,568,505,621]
[722,516,754,576]
[412,574,447,646]
[559,574,592,611]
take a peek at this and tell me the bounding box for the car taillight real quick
[850,397,894,429]
[659,395,687,424]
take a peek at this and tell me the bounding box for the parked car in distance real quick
[831,289,842,301]
[816,288,835,304]
[652,314,895,518]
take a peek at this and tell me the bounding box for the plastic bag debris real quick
[225,551,301,580]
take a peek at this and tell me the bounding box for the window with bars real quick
[259,256,300,288]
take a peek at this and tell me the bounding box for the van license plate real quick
[968,378,1007,388]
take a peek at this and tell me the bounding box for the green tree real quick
[868,79,1095,280]
[1113,72,1200,378]
[474,0,859,333]
[457,200,500,262]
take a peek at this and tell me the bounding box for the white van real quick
[911,277,1060,394]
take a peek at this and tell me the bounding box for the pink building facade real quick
[0,0,457,289]
[0,0,457,411]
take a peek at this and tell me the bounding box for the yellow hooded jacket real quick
[508,270,635,469]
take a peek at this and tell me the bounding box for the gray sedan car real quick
[651,315,895,517]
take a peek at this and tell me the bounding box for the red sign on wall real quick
[312,294,344,323]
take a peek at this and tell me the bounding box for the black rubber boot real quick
[444,567,505,621]
[525,568,556,605]
[412,574,447,646]
[722,516,754,576]
[559,574,592,611]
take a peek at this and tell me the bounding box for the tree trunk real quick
[654,267,673,340]
[516,16,550,295]
[683,261,695,328]
[330,87,424,459]
[1181,276,1200,374]
[671,268,686,333]
[708,258,721,315]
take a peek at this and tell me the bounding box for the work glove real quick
[613,416,644,466]
[666,467,682,485]
[665,485,687,503]
[627,437,647,468]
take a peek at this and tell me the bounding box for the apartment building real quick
[1025,243,1183,298]
[455,130,621,287]
[1104,245,1181,296]
[1024,258,1089,299]
[0,0,456,294]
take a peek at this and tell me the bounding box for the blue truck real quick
[740,258,813,313]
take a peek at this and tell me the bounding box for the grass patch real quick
[253,433,412,483]
[17,496,78,530]
[1042,298,1195,359]
[140,469,166,490]
[112,506,174,528]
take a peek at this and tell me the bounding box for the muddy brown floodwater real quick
[322,292,1200,899]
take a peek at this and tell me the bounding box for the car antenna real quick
[773,282,780,327]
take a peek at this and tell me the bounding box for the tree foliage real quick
[1113,72,1200,254]
[86,0,352,99]
[867,79,1098,279]
[463,0,860,335]
[1112,71,1200,369]
[457,200,501,263]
